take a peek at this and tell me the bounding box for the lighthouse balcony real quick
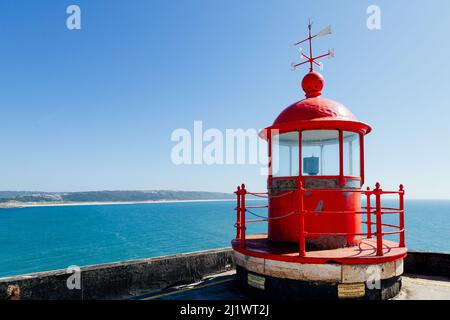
[231,183,407,265]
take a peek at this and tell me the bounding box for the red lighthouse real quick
[232,22,407,300]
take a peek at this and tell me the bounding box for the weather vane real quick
[291,19,334,72]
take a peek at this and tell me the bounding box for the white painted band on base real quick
[234,251,404,283]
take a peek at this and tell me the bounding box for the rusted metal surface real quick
[268,177,361,195]
[305,235,348,251]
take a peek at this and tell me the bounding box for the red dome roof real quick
[259,71,372,140]
[273,97,357,125]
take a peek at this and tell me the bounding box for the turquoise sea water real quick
[0,200,449,277]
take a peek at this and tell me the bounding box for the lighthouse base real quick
[232,236,407,300]
[235,265,402,300]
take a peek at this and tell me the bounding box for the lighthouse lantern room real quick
[231,22,407,300]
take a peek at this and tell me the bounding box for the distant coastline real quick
[0,190,236,209]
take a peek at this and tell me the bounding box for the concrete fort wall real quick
[404,250,450,278]
[0,249,448,300]
[0,248,234,300]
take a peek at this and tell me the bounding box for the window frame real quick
[268,129,365,185]
[271,131,300,178]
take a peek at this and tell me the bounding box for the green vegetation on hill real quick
[0,190,234,203]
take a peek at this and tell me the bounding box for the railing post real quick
[240,184,247,248]
[399,184,405,248]
[374,183,383,256]
[366,186,372,239]
[235,186,241,240]
[298,181,306,257]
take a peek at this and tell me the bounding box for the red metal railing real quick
[234,182,406,257]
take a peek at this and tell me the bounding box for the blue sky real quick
[0,0,449,199]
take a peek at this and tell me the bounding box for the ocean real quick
[0,200,449,277]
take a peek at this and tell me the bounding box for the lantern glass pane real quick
[272,132,299,177]
[343,131,361,177]
[301,130,339,176]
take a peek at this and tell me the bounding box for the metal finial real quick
[292,21,333,72]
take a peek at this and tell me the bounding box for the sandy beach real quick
[0,199,237,209]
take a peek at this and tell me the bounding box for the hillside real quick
[0,190,235,205]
